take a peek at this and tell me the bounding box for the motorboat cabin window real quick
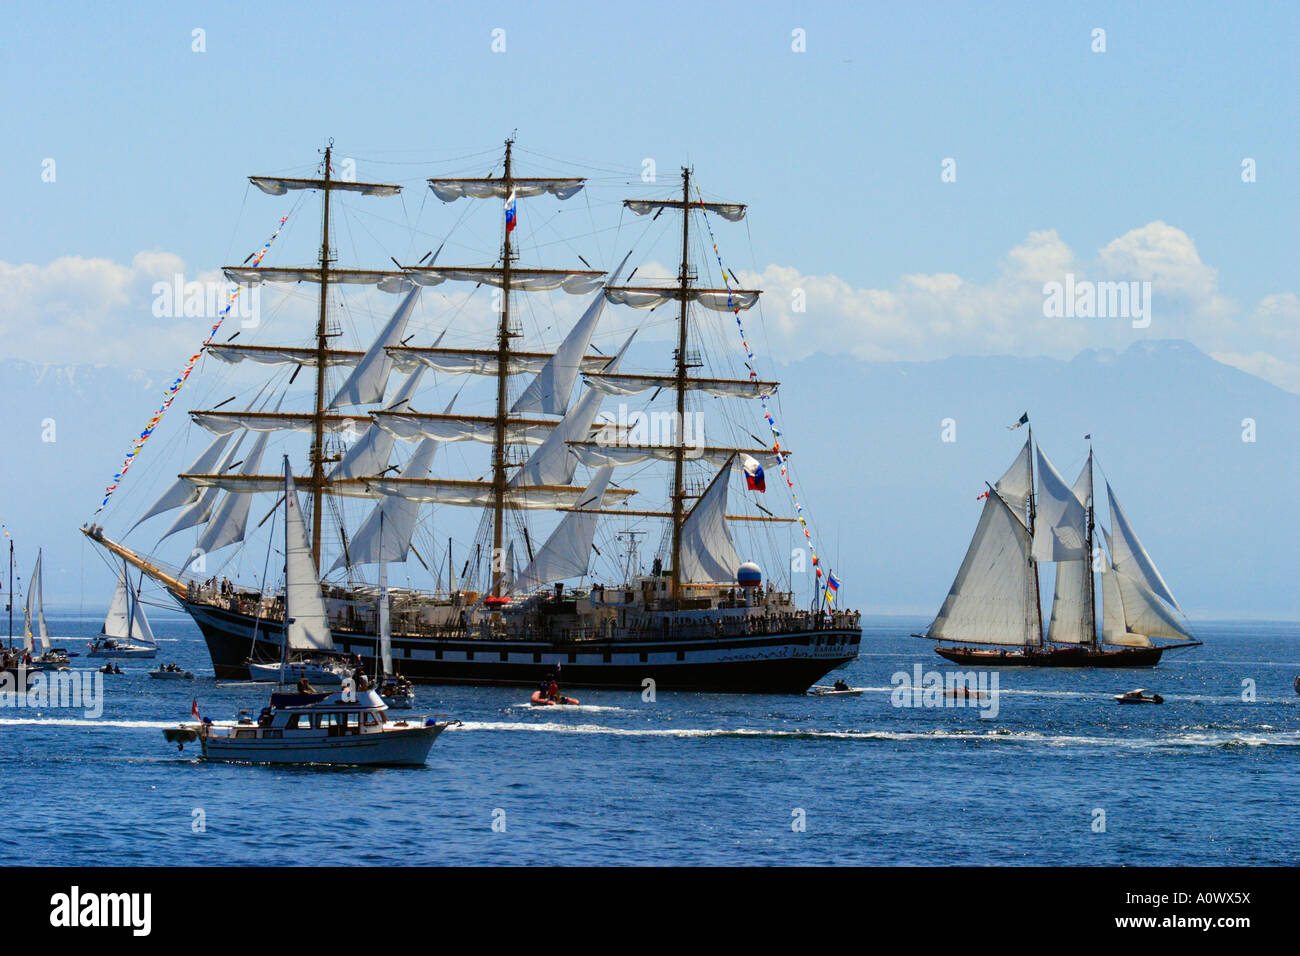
[285,714,311,730]
[343,713,360,733]
[363,712,379,727]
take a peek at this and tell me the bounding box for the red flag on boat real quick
[191,699,201,721]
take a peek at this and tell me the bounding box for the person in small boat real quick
[296,675,316,694]
[833,679,850,691]
[546,674,561,702]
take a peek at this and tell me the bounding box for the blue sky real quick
[3,1,1295,302]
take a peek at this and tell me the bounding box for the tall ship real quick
[85,141,860,692]
[916,421,1200,667]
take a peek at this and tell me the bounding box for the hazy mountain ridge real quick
[2,341,1296,619]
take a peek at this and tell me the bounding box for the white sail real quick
[928,492,1037,645]
[377,513,393,676]
[23,551,50,652]
[678,458,740,585]
[103,566,154,643]
[513,332,636,488]
[330,427,444,571]
[1100,550,1131,645]
[1045,457,1095,644]
[625,199,746,222]
[158,434,246,542]
[129,431,233,532]
[193,411,370,436]
[388,348,609,378]
[1113,572,1194,645]
[503,540,517,594]
[283,465,334,653]
[206,345,362,369]
[570,444,783,470]
[329,365,427,481]
[328,287,421,409]
[993,436,1033,525]
[373,413,551,446]
[250,176,400,197]
[513,468,614,592]
[194,428,272,554]
[603,288,759,312]
[512,253,629,416]
[582,372,773,399]
[428,178,584,202]
[406,267,603,294]
[1106,483,1183,613]
[1031,448,1088,561]
[1046,561,1091,644]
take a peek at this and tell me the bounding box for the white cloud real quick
[2,221,1296,392]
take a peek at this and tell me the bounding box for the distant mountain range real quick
[2,340,1296,620]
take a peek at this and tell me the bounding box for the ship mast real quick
[310,144,334,566]
[1085,443,1098,648]
[491,140,516,598]
[1027,424,1045,648]
[670,167,692,601]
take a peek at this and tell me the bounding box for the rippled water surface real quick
[1,616,1295,865]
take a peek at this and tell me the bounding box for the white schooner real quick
[85,141,861,693]
[916,423,1201,666]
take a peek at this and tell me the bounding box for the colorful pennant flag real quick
[95,213,291,514]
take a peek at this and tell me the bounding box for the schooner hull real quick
[183,597,858,693]
[934,644,1165,668]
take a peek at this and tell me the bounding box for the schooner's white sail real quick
[328,287,421,409]
[993,436,1033,525]
[1031,447,1088,561]
[927,489,1037,645]
[1107,484,1184,613]
[1046,456,1095,645]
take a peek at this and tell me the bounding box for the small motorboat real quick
[247,658,351,686]
[98,663,124,675]
[808,684,864,697]
[163,688,456,766]
[379,674,415,710]
[530,690,580,706]
[149,664,194,681]
[1114,688,1163,705]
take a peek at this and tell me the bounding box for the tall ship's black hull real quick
[187,597,860,693]
[934,644,1164,668]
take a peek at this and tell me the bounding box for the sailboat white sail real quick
[282,461,334,654]
[1045,456,1094,645]
[23,550,51,653]
[1100,497,1197,647]
[927,488,1038,645]
[103,566,155,644]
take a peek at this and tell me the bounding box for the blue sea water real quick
[0,615,1295,866]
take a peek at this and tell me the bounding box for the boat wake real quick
[455,720,1300,749]
[508,703,624,713]
[0,717,178,730]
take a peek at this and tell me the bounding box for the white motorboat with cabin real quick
[88,564,159,659]
[161,459,456,765]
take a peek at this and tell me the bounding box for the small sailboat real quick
[916,424,1201,667]
[22,550,69,670]
[162,458,456,765]
[88,563,159,659]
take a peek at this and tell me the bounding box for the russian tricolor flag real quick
[741,454,765,492]
[504,190,517,233]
